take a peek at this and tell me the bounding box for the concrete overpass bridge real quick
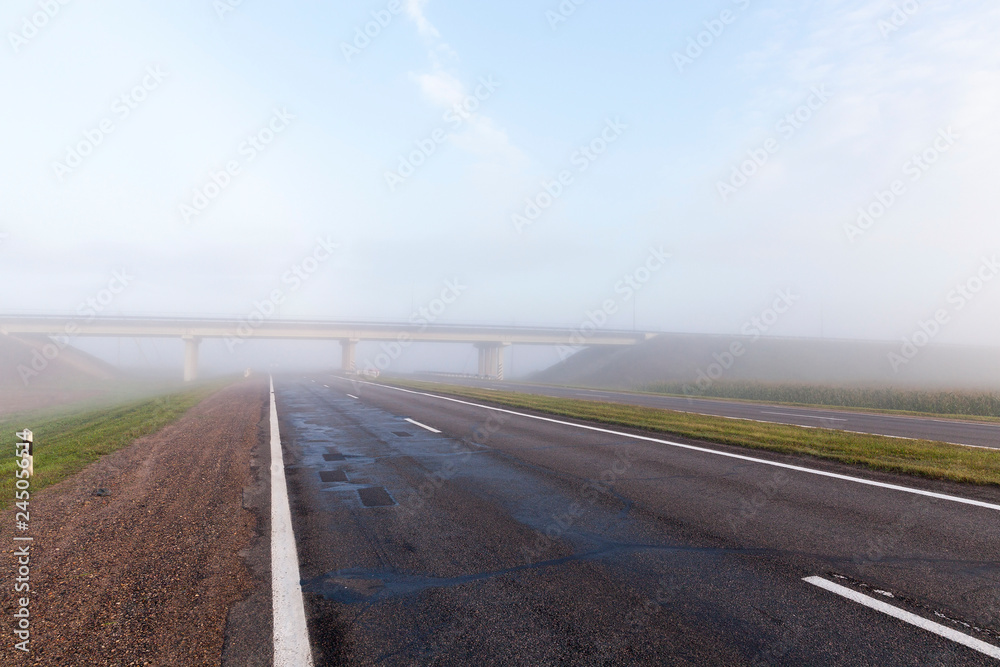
[0,315,657,381]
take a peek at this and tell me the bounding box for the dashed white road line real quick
[405,417,441,433]
[761,411,846,421]
[269,376,314,666]
[803,576,1000,659]
[931,418,1000,427]
[340,378,1000,512]
[347,394,359,400]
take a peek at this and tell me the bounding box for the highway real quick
[414,376,1000,449]
[272,374,1000,665]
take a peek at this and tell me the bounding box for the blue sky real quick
[2,0,999,356]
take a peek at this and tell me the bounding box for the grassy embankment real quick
[387,379,1000,487]
[0,382,223,510]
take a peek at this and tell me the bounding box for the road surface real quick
[273,375,1000,665]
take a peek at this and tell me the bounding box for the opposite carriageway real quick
[0,315,656,381]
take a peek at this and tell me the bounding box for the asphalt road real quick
[413,376,1000,449]
[275,374,1000,665]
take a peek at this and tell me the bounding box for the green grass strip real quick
[0,383,224,510]
[388,379,1000,487]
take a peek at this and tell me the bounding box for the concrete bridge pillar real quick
[476,342,507,380]
[341,338,358,373]
[182,336,200,382]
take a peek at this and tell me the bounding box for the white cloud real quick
[402,0,528,182]
[412,71,465,108]
[405,0,440,39]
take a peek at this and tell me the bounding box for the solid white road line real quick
[269,376,314,666]
[405,417,441,433]
[761,411,846,421]
[803,576,1000,659]
[340,378,1000,513]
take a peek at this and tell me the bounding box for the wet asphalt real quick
[274,375,1000,666]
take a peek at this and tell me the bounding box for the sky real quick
[2,0,999,373]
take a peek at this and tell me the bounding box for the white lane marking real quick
[761,411,846,421]
[269,376,314,666]
[838,429,992,450]
[932,419,1000,427]
[650,409,991,448]
[803,576,1000,659]
[346,394,359,399]
[405,417,441,433]
[341,379,1000,512]
[323,384,329,388]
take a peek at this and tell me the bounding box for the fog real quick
[62,337,564,379]
[2,1,999,384]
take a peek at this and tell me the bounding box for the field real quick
[389,380,1000,487]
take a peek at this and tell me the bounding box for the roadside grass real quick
[643,381,1000,421]
[387,379,1000,487]
[0,382,224,510]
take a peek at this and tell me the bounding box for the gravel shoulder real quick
[2,378,268,666]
